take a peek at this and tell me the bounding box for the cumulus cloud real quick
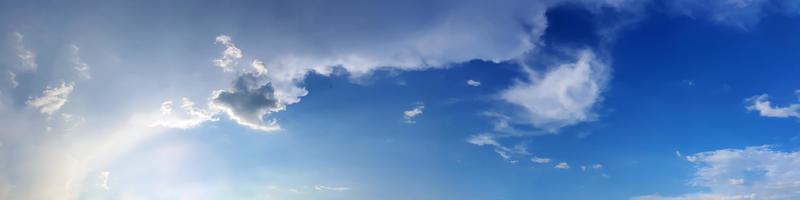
[210,73,283,131]
[153,98,219,129]
[531,157,551,164]
[500,49,609,132]
[403,104,424,123]
[314,185,350,191]
[13,32,37,71]
[466,79,481,86]
[746,93,800,118]
[554,162,570,169]
[70,44,91,80]
[634,146,800,200]
[26,81,75,115]
[213,35,243,71]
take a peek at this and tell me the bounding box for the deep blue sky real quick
[2,0,800,199]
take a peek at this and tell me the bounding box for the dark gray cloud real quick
[211,73,283,131]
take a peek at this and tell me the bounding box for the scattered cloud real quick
[745,92,800,118]
[26,81,75,116]
[675,150,682,157]
[96,171,110,191]
[314,185,350,192]
[554,162,570,169]
[499,49,609,132]
[210,73,283,131]
[69,44,91,80]
[634,145,800,200]
[403,103,424,123]
[531,157,551,164]
[13,32,37,71]
[213,35,243,72]
[466,79,481,86]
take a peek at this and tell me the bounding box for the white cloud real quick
[213,35,243,72]
[554,162,570,169]
[531,157,551,164]
[96,171,110,191]
[403,104,424,123]
[499,49,609,132]
[13,32,37,71]
[592,164,603,169]
[26,82,75,115]
[746,93,800,118]
[153,98,219,129]
[676,150,682,157]
[633,146,800,200]
[466,79,481,86]
[314,185,350,192]
[69,44,91,80]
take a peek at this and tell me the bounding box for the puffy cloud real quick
[531,157,552,164]
[500,49,609,132]
[554,162,570,169]
[26,81,75,115]
[153,98,219,129]
[633,146,800,200]
[403,104,424,123]
[210,73,283,131]
[466,79,481,86]
[13,32,37,71]
[213,35,243,71]
[746,93,800,118]
[314,185,350,191]
[69,44,91,80]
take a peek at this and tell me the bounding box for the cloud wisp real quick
[26,81,75,116]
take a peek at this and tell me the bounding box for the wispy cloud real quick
[70,44,91,80]
[13,32,37,71]
[314,185,350,192]
[26,81,75,116]
[403,103,424,123]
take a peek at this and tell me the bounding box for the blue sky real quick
[3,0,800,199]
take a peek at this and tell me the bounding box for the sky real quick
[2,0,800,199]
